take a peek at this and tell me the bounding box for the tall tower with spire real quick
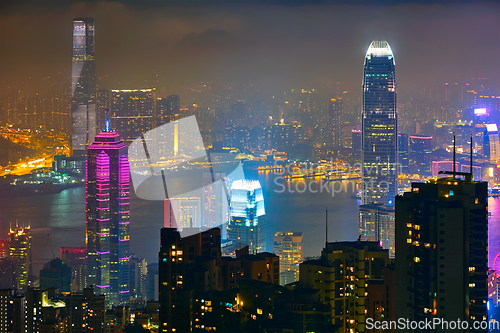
[361,41,397,206]
[86,109,130,308]
[72,17,96,156]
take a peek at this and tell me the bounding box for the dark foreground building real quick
[395,173,488,331]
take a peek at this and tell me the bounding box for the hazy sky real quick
[0,0,499,97]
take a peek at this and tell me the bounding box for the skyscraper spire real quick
[104,108,112,132]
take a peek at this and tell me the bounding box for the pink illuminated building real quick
[86,115,130,308]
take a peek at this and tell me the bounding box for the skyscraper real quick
[9,225,31,291]
[361,41,397,206]
[329,98,344,149]
[484,123,500,163]
[110,89,155,144]
[274,232,302,282]
[358,203,395,258]
[156,95,180,127]
[395,173,488,327]
[227,180,266,254]
[409,135,433,175]
[299,240,389,332]
[72,17,96,156]
[159,227,221,333]
[86,116,130,308]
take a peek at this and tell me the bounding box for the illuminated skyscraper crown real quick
[366,41,394,63]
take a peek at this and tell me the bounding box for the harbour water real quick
[0,171,497,274]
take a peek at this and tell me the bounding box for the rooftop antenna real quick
[470,135,473,182]
[104,108,111,132]
[453,134,456,179]
[325,209,328,246]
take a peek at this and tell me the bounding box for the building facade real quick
[86,120,130,308]
[72,17,96,156]
[299,241,389,332]
[359,203,395,258]
[110,89,155,145]
[395,175,488,329]
[361,41,397,206]
[274,232,302,284]
[9,226,32,291]
[409,135,433,175]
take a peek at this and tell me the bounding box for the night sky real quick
[0,0,499,98]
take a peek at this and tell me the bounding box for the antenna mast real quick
[453,134,456,179]
[325,209,328,246]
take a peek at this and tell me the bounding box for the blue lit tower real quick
[72,17,96,157]
[86,111,130,308]
[362,41,397,206]
[227,180,266,253]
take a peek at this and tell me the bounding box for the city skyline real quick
[1,2,498,100]
[0,1,499,331]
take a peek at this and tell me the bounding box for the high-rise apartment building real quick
[159,227,221,333]
[130,256,147,300]
[156,95,180,126]
[227,180,266,254]
[299,240,389,332]
[329,98,344,149]
[86,118,130,308]
[72,17,96,156]
[274,232,302,284]
[395,174,488,328]
[9,226,32,291]
[60,287,106,332]
[361,41,397,206]
[359,203,395,258]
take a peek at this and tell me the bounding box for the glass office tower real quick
[86,120,130,308]
[227,180,266,254]
[72,17,96,156]
[361,41,397,206]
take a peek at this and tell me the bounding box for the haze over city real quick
[0,0,499,332]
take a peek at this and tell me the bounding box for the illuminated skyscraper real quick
[274,232,302,273]
[72,17,96,156]
[484,123,500,163]
[359,203,395,258]
[86,115,130,308]
[361,41,397,206]
[9,225,31,291]
[227,180,266,253]
[409,135,433,175]
[274,232,302,284]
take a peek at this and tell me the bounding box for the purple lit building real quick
[86,116,130,308]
